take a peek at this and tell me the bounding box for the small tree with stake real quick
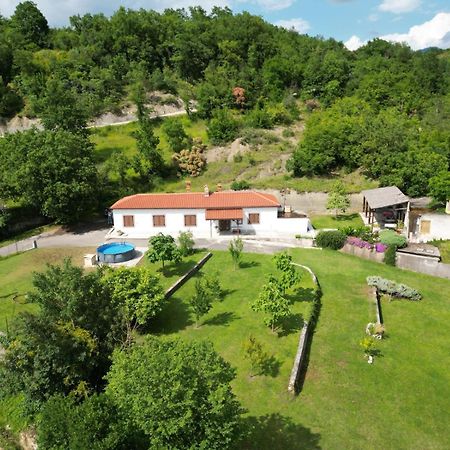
[228,237,244,269]
[147,233,181,269]
[190,279,212,328]
[326,181,350,217]
[243,335,269,376]
[251,276,291,333]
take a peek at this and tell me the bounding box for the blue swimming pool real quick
[97,242,135,263]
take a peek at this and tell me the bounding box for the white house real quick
[110,189,312,239]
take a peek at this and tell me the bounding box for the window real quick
[153,215,166,227]
[123,215,134,227]
[420,220,431,234]
[248,213,260,225]
[184,215,197,227]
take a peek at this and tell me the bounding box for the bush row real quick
[366,276,421,301]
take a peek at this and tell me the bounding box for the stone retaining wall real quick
[341,243,384,263]
[164,252,213,299]
[288,263,322,395]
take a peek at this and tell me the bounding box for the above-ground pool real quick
[97,242,135,264]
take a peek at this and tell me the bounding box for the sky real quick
[0,0,449,51]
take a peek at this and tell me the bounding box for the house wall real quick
[112,207,311,238]
[416,214,450,242]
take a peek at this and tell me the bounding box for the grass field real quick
[1,248,449,449]
[430,239,450,263]
[310,213,364,229]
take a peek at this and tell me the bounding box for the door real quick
[420,220,431,234]
[218,220,231,232]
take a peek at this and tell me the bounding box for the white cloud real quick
[380,12,450,49]
[275,18,311,34]
[0,0,230,26]
[344,35,367,51]
[378,0,421,14]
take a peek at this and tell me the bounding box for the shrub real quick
[282,129,295,138]
[315,230,346,250]
[172,138,207,177]
[207,109,240,144]
[245,107,273,129]
[384,244,397,266]
[231,180,250,191]
[339,225,374,242]
[379,230,407,248]
[233,152,243,163]
[178,231,195,256]
[366,276,421,301]
[266,104,293,125]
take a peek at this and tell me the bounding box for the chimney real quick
[217,183,222,192]
[204,184,210,197]
[185,180,191,192]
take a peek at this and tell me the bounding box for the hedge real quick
[315,230,346,250]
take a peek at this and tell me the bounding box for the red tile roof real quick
[205,209,243,220]
[111,191,280,210]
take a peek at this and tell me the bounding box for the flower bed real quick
[346,237,387,253]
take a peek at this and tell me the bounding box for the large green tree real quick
[0,129,97,223]
[106,337,242,449]
[11,1,49,47]
[0,260,126,411]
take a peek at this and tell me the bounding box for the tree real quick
[228,236,244,269]
[162,118,192,152]
[251,276,291,332]
[106,337,242,449]
[429,171,450,206]
[190,279,213,327]
[0,129,97,224]
[326,181,350,217]
[37,394,141,450]
[0,260,126,411]
[147,233,182,268]
[11,1,49,47]
[35,76,88,134]
[178,230,195,256]
[273,252,299,292]
[243,335,269,376]
[102,267,165,343]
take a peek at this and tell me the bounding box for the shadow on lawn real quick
[259,355,281,377]
[278,313,303,337]
[148,296,193,334]
[203,311,238,327]
[239,260,261,269]
[237,413,321,450]
[160,260,197,278]
[333,213,360,222]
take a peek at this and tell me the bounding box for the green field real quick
[310,213,364,229]
[1,248,449,449]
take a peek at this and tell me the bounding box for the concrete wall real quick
[112,207,311,239]
[396,252,450,280]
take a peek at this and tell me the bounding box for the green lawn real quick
[2,248,449,449]
[146,250,450,450]
[0,247,93,333]
[430,240,450,263]
[310,213,364,229]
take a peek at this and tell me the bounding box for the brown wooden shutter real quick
[153,215,166,227]
[184,215,197,227]
[123,215,134,227]
[248,213,260,224]
[420,220,431,234]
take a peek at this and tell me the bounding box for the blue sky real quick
[1,0,449,50]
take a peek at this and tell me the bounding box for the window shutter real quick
[153,215,166,227]
[248,213,260,224]
[123,215,134,227]
[184,215,197,227]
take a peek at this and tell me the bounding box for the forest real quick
[0,1,449,226]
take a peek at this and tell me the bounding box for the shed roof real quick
[362,186,409,209]
[111,191,280,210]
